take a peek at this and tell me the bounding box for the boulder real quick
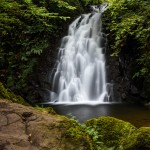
[85,116,150,150]
[86,116,136,147]
[123,127,150,150]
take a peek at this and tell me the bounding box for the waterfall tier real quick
[51,4,112,104]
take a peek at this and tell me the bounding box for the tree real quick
[0,0,78,91]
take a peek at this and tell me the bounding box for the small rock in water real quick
[121,93,126,100]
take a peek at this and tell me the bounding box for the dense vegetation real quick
[0,0,150,101]
[0,0,83,92]
[102,0,150,89]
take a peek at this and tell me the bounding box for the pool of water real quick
[48,103,150,127]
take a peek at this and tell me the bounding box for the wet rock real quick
[106,55,149,103]
[39,89,58,102]
[145,102,150,109]
[130,85,138,95]
[121,93,126,100]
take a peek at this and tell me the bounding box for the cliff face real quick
[106,46,150,104]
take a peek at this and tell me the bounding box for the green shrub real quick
[102,0,150,81]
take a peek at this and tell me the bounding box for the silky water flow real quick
[51,4,113,104]
[40,5,150,126]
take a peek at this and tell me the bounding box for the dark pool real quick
[44,103,150,127]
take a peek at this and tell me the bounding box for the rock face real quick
[0,99,90,150]
[106,56,131,102]
[106,54,149,103]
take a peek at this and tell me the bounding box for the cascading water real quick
[51,4,112,104]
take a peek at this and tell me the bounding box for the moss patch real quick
[86,116,136,147]
[0,82,27,105]
[85,116,150,150]
[123,127,150,150]
[35,105,57,115]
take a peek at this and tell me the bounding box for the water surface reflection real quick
[50,104,150,127]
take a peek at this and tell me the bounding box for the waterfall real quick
[51,4,112,104]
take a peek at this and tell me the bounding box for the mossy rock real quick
[35,106,57,115]
[0,82,10,99]
[85,116,136,147]
[29,117,91,150]
[0,82,27,105]
[123,127,150,150]
[0,99,90,150]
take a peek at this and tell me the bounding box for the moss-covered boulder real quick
[85,116,150,150]
[123,127,150,150]
[86,116,136,147]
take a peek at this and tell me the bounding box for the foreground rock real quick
[86,117,150,150]
[0,99,150,150]
[0,99,90,150]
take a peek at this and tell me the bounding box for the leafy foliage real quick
[102,0,150,80]
[0,0,79,92]
[84,125,117,150]
[81,0,102,6]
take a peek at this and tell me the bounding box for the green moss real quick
[85,117,150,150]
[35,106,57,115]
[48,116,91,148]
[0,82,10,99]
[30,118,91,150]
[85,116,136,147]
[0,82,28,105]
[123,127,150,150]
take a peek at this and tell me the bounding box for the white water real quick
[51,4,112,104]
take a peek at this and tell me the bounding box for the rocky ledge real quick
[0,99,150,150]
[0,99,90,150]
